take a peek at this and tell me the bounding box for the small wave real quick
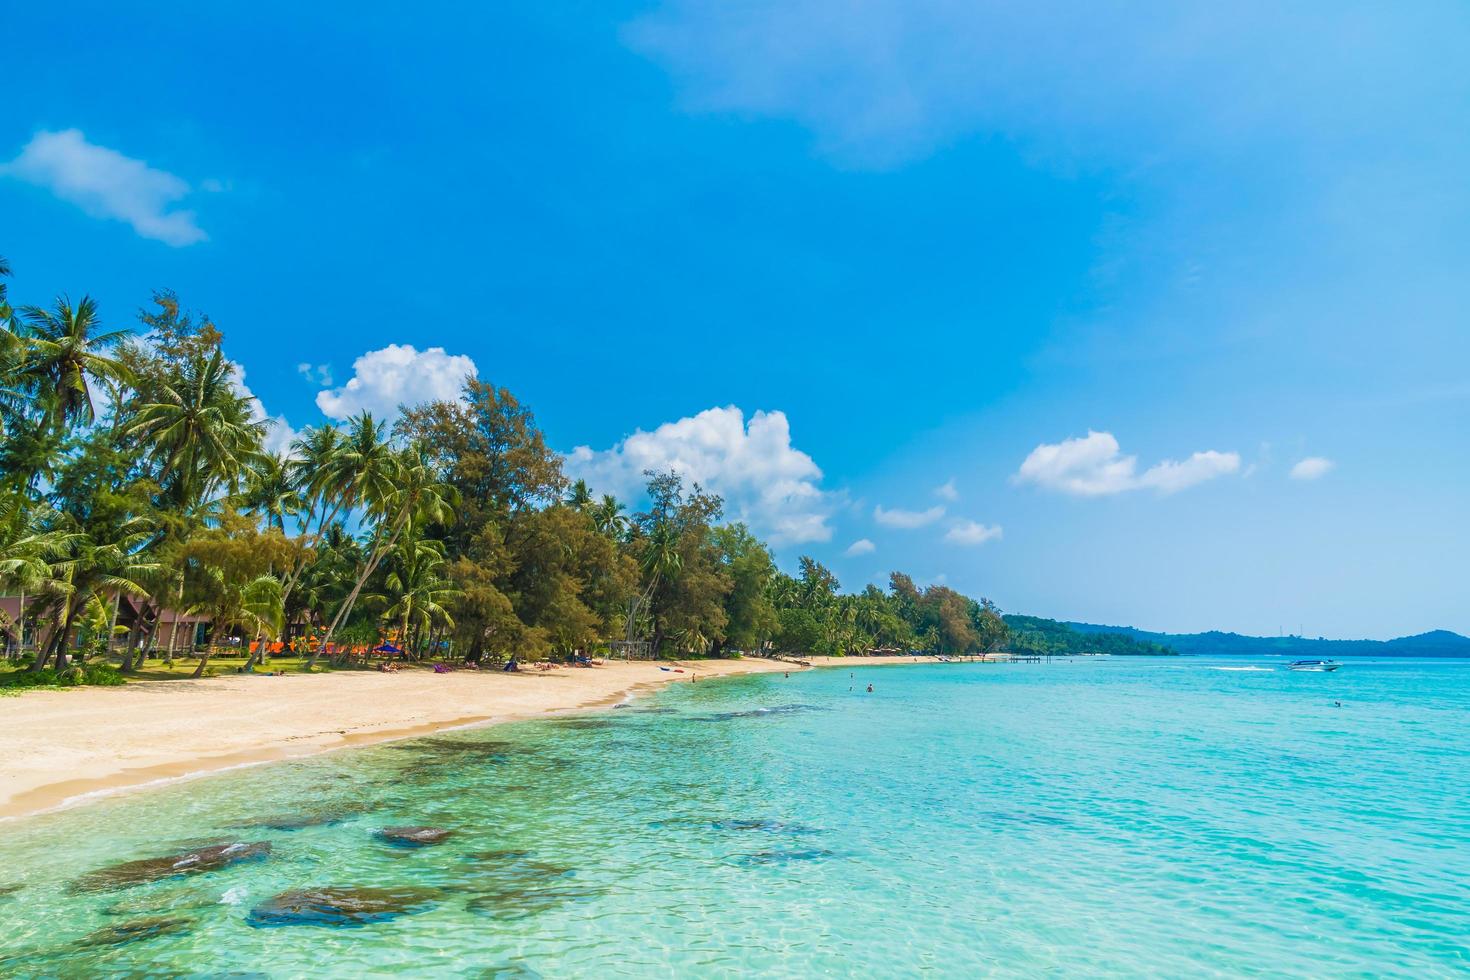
[220,886,247,906]
[1208,666,1275,672]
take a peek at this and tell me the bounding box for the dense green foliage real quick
[0,259,1019,679]
[0,662,125,692]
[1005,615,1177,656]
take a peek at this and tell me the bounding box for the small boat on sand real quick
[1287,659,1341,672]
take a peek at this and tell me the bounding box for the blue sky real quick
[5,1,1467,638]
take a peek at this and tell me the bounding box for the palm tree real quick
[0,493,76,654]
[0,257,27,437]
[125,348,265,510]
[244,453,300,533]
[566,478,594,512]
[592,494,628,538]
[31,514,158,671]
[307,443,456,668]
[636,520,683,655]
[363,533,457,657]
[17,295,131,436]
[187,570,284,678]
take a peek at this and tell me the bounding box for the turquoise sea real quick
[2,657,1468,977]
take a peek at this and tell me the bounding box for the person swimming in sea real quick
[866,683,873,693]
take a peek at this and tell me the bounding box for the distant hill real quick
[1004,615,1177,656]
[1063,624,1470,658]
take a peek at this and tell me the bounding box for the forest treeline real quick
[1,266,1021,677]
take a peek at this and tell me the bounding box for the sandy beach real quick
[0,659,795,821]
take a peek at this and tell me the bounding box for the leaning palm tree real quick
[17,294,131,436]
[307,444,456,669]
[362,533,457,657]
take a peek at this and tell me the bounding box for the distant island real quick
[1004,615,1178,656]
[1063,623,1470,658]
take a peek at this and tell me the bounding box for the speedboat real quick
[1287,659,1341,672]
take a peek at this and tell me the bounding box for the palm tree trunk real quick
[245,625,265,671]
[164,581,185,661]
[306,510,408,670]
[106,591,122,663]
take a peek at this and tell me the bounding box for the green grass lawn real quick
[0,652,376,692]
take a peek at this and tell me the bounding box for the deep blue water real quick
[1,657,1467,976]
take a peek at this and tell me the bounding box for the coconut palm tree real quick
[31,514,158,671]
[362,532,457,657]
[307,443,456,668]
[244,453,300,533]
[0,493,76,654]
[566,478,594,512]
[125,348,266,510]
[186,570,284,678]
[17,294,131,436]
[592,494,628,539]
[0,257,27,438]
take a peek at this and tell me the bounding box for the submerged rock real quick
[234,812,351,832]
[465,883,603,920]
[698,704,827,722]
[465,849,535,862]
[73,841,272,893]
[390,737,521,758]
[734,848,836,867]
[102,887,224,917]
[460,849,598,918]
[80,915,193,947]
[0,883,22,899]
[247,886,441,927]
[545,717,615,730]
[375,826,452,847]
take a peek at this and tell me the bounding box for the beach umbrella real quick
[373,642,402,654]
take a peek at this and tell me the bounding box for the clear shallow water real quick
[2,658,1468,977]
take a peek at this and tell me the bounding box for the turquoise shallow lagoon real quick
[2,658,1468,976]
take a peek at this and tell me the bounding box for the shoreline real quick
[0,655,928,822]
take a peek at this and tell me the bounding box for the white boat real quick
[1287,659,1341,672]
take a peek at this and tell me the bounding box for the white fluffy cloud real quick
[0,129,206,246]
[873,504,945,529]
[1016,431,1240,496]
[934,478,959,501]
[1289,456,1335,480]
[565,406,833,545]
[844,538,876,557]
[315,344,477,421]
[229,361,298,456]
[945,520,1003,546]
